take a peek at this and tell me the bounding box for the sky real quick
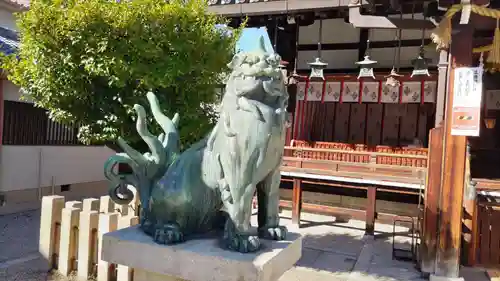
[235,27,274,53]
[215,24,274,53]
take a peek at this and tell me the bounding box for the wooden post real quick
[469,199,480,266]
[39,195,65,269]
[0,78,3,147]
[421,127,444,274]
[100,196,115,214]
[291,178,302,226]
[58,206,81,276]
[433,26,473,279]
[82,198,100,212]
[366,186,376,235]
[116,216,140,281]
[97,213,119,281]
[77,211,99,280]
[435,51,449,127]
[463,142,476,266]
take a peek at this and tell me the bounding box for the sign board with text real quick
[451,67,483,136]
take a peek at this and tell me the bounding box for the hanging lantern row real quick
[305,11,432,82]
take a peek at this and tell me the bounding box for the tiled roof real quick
[0,26,19,55]
[13,0,29,6]
[207,0,346,16]
[8,0,270,7]
[208,0,267,5]
[0,0,29,9]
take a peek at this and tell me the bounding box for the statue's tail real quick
[103,92,181,214]
[104,154,138,205]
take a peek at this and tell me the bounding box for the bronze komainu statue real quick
[104,38,289,253]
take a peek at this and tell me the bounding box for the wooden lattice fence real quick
[39,188,139,281]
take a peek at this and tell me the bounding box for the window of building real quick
[60,184,71,192]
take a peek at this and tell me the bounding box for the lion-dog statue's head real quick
[224,36,288,112]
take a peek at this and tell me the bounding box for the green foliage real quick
[2,0,241,149]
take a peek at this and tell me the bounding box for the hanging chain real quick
[273,17,278,53]
[366,28,371,57]
[420,8,426,54]
[396,6,410,72]
[317,17,323,58]
[293,18,299,75]
[394,8,403,71]
[421,27,425,47]
[392,30,397,67]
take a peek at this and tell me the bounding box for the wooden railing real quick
[284,146,428,166]
[282,141,428,186]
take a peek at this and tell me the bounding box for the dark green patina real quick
[104,38,289,253]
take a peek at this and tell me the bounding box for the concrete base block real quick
[430,274,465,281]
[102,225,302,281]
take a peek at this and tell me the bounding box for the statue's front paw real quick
[258,225,287,240]
[153,223,184,245]
[141,219,155,236]
[224,233,260,253]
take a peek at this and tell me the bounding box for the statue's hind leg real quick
[153,222,184,245]
[257,168,287,240]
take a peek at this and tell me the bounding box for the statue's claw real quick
[153,223,184,245]
[223,220,260,253]
[258,225,287,241]
[140,216,155,236]
[225,233,260,253]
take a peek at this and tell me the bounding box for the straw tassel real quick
[430,4,462,50]
[431,17,452,50]
[487,19,500,67]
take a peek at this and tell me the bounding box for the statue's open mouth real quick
[255,75,279,82]
[238,73,281,84]
[237,64,281,80]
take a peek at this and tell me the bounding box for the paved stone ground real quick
[275,211,490,281]
[0,209,491,281]
[0,210,49,281]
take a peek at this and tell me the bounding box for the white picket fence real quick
[39,188,139,281]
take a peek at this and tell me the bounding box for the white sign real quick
[451,67,483,136]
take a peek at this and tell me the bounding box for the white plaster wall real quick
[0,145,115,192]
[297,15,440,70]
[370,14,434,41]
[298,49,359,70]
[2,78,115,194]
[2,83,115,193]
[299,18,360,45]
[2,80,29,102]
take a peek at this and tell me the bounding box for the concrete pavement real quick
[0,209,491,281]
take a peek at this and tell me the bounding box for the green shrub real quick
[2,0,241,150]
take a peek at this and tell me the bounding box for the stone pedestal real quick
[101,226,302,281]
[429,274,465,281]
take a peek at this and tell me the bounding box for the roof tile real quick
[208,0,267,5]
[1,0,29,8]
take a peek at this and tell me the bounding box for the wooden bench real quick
[280,141,427,235]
